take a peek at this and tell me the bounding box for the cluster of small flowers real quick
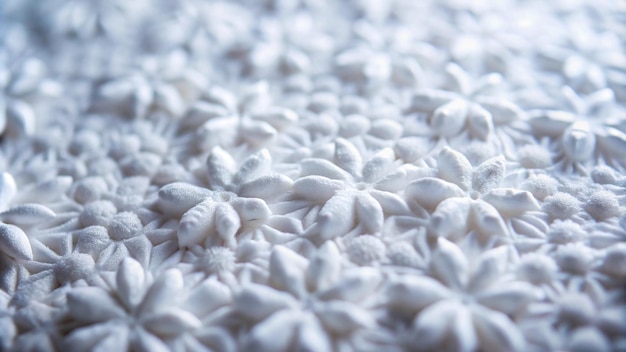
[1,0,625,351]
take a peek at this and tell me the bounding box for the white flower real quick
[157,149,290,249]
[235,245,383,351]
[405,147,539,242]
[528,87,626,170]
[63,260,204,352]
[537,27,626,98]
[89,50,204,120]
[519,288,625,352]
[286,139,418,243]
[404,63,527,144]
[181,84,299,153]
[386,238,537,352]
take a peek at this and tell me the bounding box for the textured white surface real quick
[1,0,626,351]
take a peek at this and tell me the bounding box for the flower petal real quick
[472,306,526,352]
[318,267,382,302]
[0,223,32,261]
[253,107,298,130]
[562,121,596,162]
[235,284,298,321]
[214,203,241,247]
[232,149,272,186]
[475,97,523,124]
[238,174,293,200]
[6,100,36,136]
[476,282,537,315]
[317,192,356,241]
[206,146,236,189]
[470,199,508,238]
[0,172,17,212]
[182,278,231,317]
[153,84,185,117]
[116,257,145,309]
[182,101,229,129]
[375,164,421,192]
[132,329,170,352]
[138,269,183,316]
[387,276,452,313]
[368,189,411,215]
[269,246,308,298]
[362,148,396,183]
[334,138,363,177]
[240,120,277,146]
[438,147,472,190]
[158,182,210,218]
[231,197,271,222]
[429,197,472,240]
[0,204,55,226]
[472,156,505,194]
[598,127,626,159]
[412,300,460,349]
[451,307,478,352]
[405,178,465,211]
[316,301,375,335]
[293,176,344,202]
[466,246,511,293]
[430,99,468,137]
[407,89,457,113]
[468,103,493,141]
[297,313,333,351]
[528,110,576,136]
[178,199,216,248]
[67,287,126,323]
[430,238,468,290]
[143,308,202,336]
[300,158,353,181]
[355,193,384,234]
[17,176,71,204]
[243,310,300,351]
[482,188,540,217]
[306,241,341,292]
[64,324,118,351]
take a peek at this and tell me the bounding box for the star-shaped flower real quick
[63,259,203,352]
[537,26,626,98]
[180,84,299,154]
[234,244,384,351]
[89,50,205,120]
[528,87,626,170]
[285,139,418,243]
[404,63,527,144]
[387,238,538,351]
[405,147,540,242]
[157,148,292,249]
